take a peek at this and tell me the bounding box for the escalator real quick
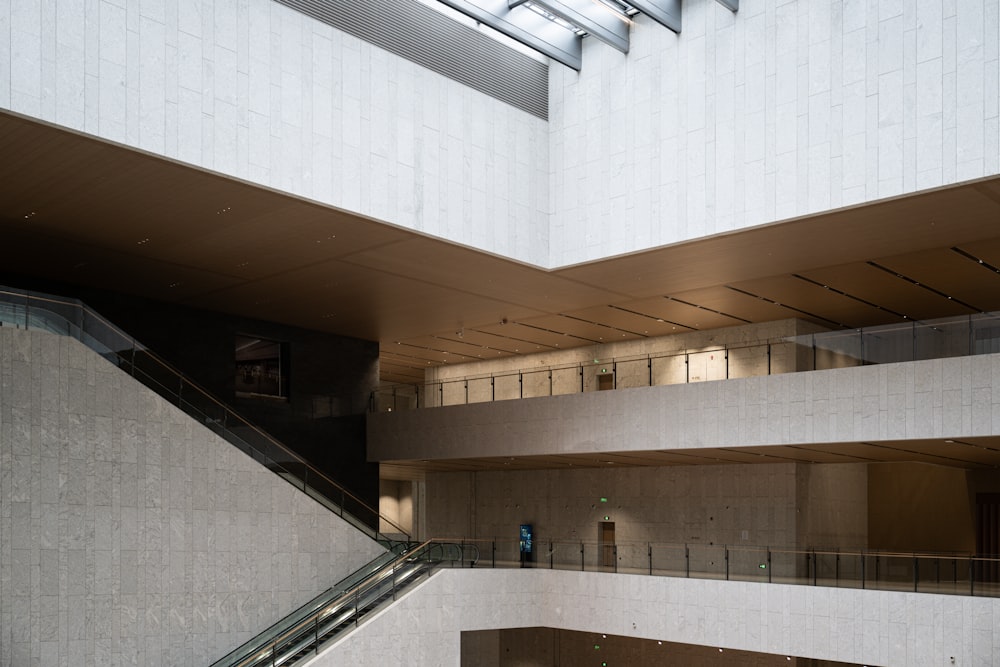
[210,540,479,667]
[0,286,407,542]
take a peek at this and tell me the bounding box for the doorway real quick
[597,373,614,391]
[598,521,615,572]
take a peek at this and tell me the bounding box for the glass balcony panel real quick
[727,546,770,582]
[973,556,1000,597]
[914,318,971,360]
[650,353,686,386]
[972,313,1000,354]
[615,359,649,389]
[915,556,972,595]
[687,351,727,382]
[767,549,806,585]
[812,330,862,369]
[686,544,727,579]
[551,366,581,395]
[862,323,914,364]
[522,369,551,398]
[615,542,648,574]
[467,377,493,403]
[728,345,769,379]
[441,379,467,406]
[769,340,803,373]
[649,543,688,577]
[493,373,520,400]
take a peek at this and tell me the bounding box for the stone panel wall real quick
[0,327,384,666]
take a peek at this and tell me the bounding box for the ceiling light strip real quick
[467,326,561,350]
[951,246,1000,276]
[723,286,846,328]
[512,320,601,344]
[865,261,983,313]
[791,273,905,323]
[559,312,648,337]
[608,304,694,331]
[662,296,753,324]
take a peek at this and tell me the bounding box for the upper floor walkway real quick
[368,312,1000,467]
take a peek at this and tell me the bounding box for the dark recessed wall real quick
[3,274,380,512]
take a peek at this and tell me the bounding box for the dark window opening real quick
[235,335,287,399]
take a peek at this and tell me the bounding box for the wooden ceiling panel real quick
[517,314,645,343]
[433,328,538,354]
[394,335,491,362]
[954,237,1000,278]
[667,286,827,325]
[345,237,624,311]
[566,304,688,337]
[882,440,1000,467]
[799,442,910,461]
[616,296,744,331]
[474,321,595,349]
[872,248,1000,314]
[727,275,892,328]
[800,263,976,321]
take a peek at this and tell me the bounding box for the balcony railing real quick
[372,311,1000,411]
[464,537,1000,597]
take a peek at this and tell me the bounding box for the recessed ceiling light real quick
[137,238,150,245]
[216,206,231,214]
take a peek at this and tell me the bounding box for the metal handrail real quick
[215,540,478,667]
[0,286,408,540]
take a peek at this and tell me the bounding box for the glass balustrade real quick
[457,537,1000,597]
[211,535,998,667]
[372,311,1000,410]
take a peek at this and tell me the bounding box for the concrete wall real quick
[425,464,801,551]
[796,463,868,550]
[548,0,1000,265]
[868,462,977,553]
[378,478,414,537]
[370,352,1000,462]
[0,0,549,265]
[424,462,869,559]
[0,327,384,666]
[309,567,1000,666]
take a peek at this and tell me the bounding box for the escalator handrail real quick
[223,540,472,667]
[208,543,411,667]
